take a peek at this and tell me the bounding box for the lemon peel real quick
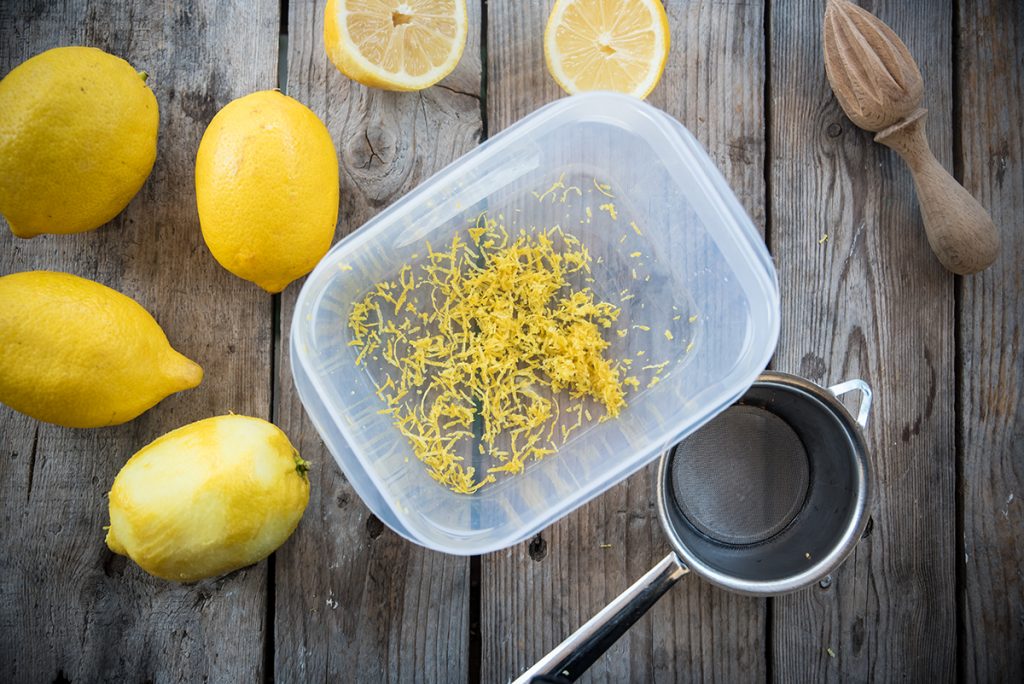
[349,220,633,494]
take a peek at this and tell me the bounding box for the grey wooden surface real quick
[957,1,1024,681]
[771,1,958,680]
[0,1,1021,682]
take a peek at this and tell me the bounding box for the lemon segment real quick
[0,271,202,428]
[106,415,310,582]
[544,0,671,99]
[195,90,339,293]
[0,46,158,237]
[324,0,468,91]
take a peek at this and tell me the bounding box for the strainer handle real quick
[512,553,689,683]
[827,379,873,429]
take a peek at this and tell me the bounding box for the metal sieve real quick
[515,372,872,683]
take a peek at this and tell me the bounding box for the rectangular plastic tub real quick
[290,92,779,555]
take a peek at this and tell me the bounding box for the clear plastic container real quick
[290,92,779,555]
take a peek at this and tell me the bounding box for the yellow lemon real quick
[106,415,310,582]
[0,271,202,428]
[0,46,159,238]
[544,0,671,99]
[196,90,339,293]
[324,0,468,91]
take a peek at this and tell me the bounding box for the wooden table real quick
[2,1,1021,681]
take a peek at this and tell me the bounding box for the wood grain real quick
[956,1,1024,681]
[481,1,769,681]
[769,0,956,680]
[271,0,483,680]
[0,0,278,681]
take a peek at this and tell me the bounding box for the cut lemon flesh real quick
[324,0,468,91]
[544,0,670,99]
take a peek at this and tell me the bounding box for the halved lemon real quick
[544,0,671,99]
[324,0,468,91]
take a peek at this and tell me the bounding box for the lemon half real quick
[324,0,468,91]
[544,0,671,99]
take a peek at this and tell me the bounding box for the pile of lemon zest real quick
[593,179,614,197]
[348,224,633,494]
[598,203,618,220]
[664,330,674,341]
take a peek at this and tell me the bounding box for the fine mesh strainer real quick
[515,372,872,683]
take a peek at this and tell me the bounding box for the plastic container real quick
[290,92,780,555]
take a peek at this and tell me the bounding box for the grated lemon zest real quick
[348,224,633,494]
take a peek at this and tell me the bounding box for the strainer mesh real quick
[670,405,809,546]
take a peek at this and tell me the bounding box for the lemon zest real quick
[348,224,631,494]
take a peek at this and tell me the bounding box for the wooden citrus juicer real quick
[823,0,1000,275]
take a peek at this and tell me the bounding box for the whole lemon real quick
[0,46,159,238]
[0,271,202,428]
[196,90,339,293]
[106,415,310,582]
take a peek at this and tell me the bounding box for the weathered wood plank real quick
[0,1,278,681]
[769,0,956,680]
[482,1,768,681]
[956,2,1024,681]
[272,0,483,680]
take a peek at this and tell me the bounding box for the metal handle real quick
[827,378,873,429]
[513,553,689,684]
